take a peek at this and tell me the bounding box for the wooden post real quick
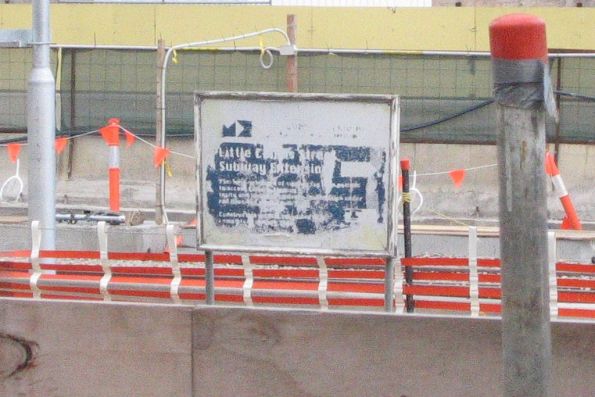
[67,48,76,180]
[155,39,166,224]
[554,57,562,164]
[490,14,552,397]
[286,14,298,93]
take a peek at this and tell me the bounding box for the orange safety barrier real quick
[1,251,593,319]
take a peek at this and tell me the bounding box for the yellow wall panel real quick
[0,5,593,51]
[309,8,477,51]
[0,5,30,29]
[154,6,299,48]
[51,5,156,46]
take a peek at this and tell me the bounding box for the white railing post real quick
[98,221,111,301]
[394,257,405,314]
[548,231,558,319]
[468,226,479,317]
[29,221,42,299]
[242,255,254,307]
[317,257,328,311]
[166,224,181,303]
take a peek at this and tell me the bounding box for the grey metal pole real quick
[490,14,553,397]
[383,256,395,312]
[205,250,215,305]
[28,0,56,250]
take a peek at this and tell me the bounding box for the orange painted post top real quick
[489,14,548,62]
[100,118,121,146]
[400,158,410,171]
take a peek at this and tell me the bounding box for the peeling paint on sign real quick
[207,143,386,234]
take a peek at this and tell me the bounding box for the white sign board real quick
[195,92,399,256]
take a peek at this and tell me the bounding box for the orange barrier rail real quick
[1,250,593,319]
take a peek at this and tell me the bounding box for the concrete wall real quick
[0,220,593,261]
[3,137,593,223]
[400,142,595,223]
[1,299,594,396]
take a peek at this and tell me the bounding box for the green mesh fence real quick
[1,48,593,144]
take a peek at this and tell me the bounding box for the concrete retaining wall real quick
[1,138,593,222]
[0,222,593,262]
[1,299,594,397]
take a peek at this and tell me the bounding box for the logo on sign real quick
[222,120,252,137]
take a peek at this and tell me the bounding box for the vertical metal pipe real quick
[67,48,76,180]
[205,250,215,305]
[28,0,56,250]
[490,14,552,397]
[286,14,298,92]
[384,256,395,312]
[554,57,562,164]
[400,158,414,313]
[155,39,166,224]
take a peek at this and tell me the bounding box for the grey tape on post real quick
[493,58,558,120]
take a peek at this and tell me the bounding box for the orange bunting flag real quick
[55,137,68,154]
[153,146,171,168]
[449,169,465,188]
[397,175,403,191]
[7,143,21,163]
[124,130,136,148]
[175,218,198,247]
[561,216,571,230]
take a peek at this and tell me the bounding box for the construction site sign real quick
[195,92,399,256]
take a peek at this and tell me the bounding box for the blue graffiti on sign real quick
[206,142,386,235]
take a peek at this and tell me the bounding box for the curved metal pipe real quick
[158,28,291,224]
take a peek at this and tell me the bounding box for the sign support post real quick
[195,92,400,308]
[205,250,215,305]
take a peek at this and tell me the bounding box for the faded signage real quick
[196,93,398,254]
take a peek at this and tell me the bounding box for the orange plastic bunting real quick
[124,130,136,148]
[397,175,403,191]
[55,137,68,154]
[561,216,571,230]
[7,143,21,163]
[449,169,465,188]
[153,147,171,168]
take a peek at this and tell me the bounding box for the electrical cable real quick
[401,99,494,132]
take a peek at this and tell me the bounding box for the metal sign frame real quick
[195,91,399,257]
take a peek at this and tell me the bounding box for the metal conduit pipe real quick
[157,28,291,224]
[28,0,56,250]
[49,44,595,58]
